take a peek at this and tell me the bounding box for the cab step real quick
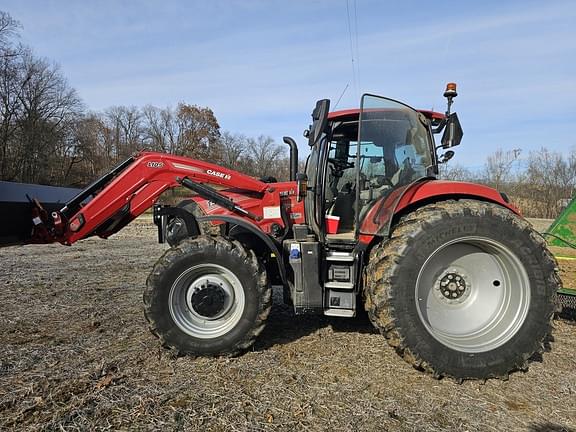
[324,281,354,290]
[326,251,355,262]
[324,308,355,317]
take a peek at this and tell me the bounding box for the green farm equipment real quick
[547,196,576,248]
[544,196,576,316]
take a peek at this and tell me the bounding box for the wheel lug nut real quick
[439,272,467,300]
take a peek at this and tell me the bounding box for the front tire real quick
[144,236,271,356]
[364,200,560,380]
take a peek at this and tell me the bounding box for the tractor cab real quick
[282,87,463,317]
[303,90,462,245]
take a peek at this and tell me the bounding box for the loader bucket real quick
[0,181,80,247]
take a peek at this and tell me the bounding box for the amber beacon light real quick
[444,82,458,98]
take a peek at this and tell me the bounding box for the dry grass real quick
[0,220,575,431]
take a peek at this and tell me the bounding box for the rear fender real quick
[394,180,518,215]
[358,179,519,248]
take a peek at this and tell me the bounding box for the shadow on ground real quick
[254,295,378,352]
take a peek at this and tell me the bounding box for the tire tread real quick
[364,199,560,380]
[144,235,271,357]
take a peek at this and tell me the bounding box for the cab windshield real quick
[356,96,433,226]
[358,97,432,191]
[321,95,435,240]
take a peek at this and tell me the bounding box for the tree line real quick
[440,147,576,219]
[2,11,574,219]
[66,106,292,186]
[0,11,290,187]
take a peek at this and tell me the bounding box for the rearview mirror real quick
[309,99,330,147]
[441,113,463,149]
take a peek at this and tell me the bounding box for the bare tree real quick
[0,11,84,184]
[0,11,24,180]
[142,105,178,153]
[219,131,246,169]
[438,163,474,182]
[0,51,83,183]
[0,11,20,49]
[245,135,286,179]
[482,148,522,191]
[105,105,143,158]
[69,113,116,182]
[17,52,83,183]
[523,148,576,218]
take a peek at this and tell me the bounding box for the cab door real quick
[355,94,434,237]
[304,99,331,240]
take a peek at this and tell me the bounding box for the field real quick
[1,219,575,431]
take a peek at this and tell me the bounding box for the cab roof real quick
[327,108,445,121]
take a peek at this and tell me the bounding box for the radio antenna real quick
[334,83,349,109]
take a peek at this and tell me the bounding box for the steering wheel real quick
[371,174,393,188]
[328,157,354,170]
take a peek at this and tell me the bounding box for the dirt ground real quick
[1,219,575,431]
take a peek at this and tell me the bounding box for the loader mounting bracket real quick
[153,204,200,244]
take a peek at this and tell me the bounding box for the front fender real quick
[197,215,287,287]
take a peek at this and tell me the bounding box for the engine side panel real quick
[191,181,305,236]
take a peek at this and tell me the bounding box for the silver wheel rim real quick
[415,236,530,353]
[169,264,245,339]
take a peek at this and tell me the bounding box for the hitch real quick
[29,198,57,243]
[29,198,70,244]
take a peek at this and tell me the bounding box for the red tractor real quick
[11,85,560,380]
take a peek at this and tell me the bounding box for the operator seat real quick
[329,182,355,231]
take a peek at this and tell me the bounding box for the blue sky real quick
[3,0,575,169]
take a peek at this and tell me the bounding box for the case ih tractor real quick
[4,85,560,380]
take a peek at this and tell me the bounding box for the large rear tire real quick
[364,200,560,380]
[144,236,271,356]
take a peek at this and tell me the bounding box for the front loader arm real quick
[35,152,268,245]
